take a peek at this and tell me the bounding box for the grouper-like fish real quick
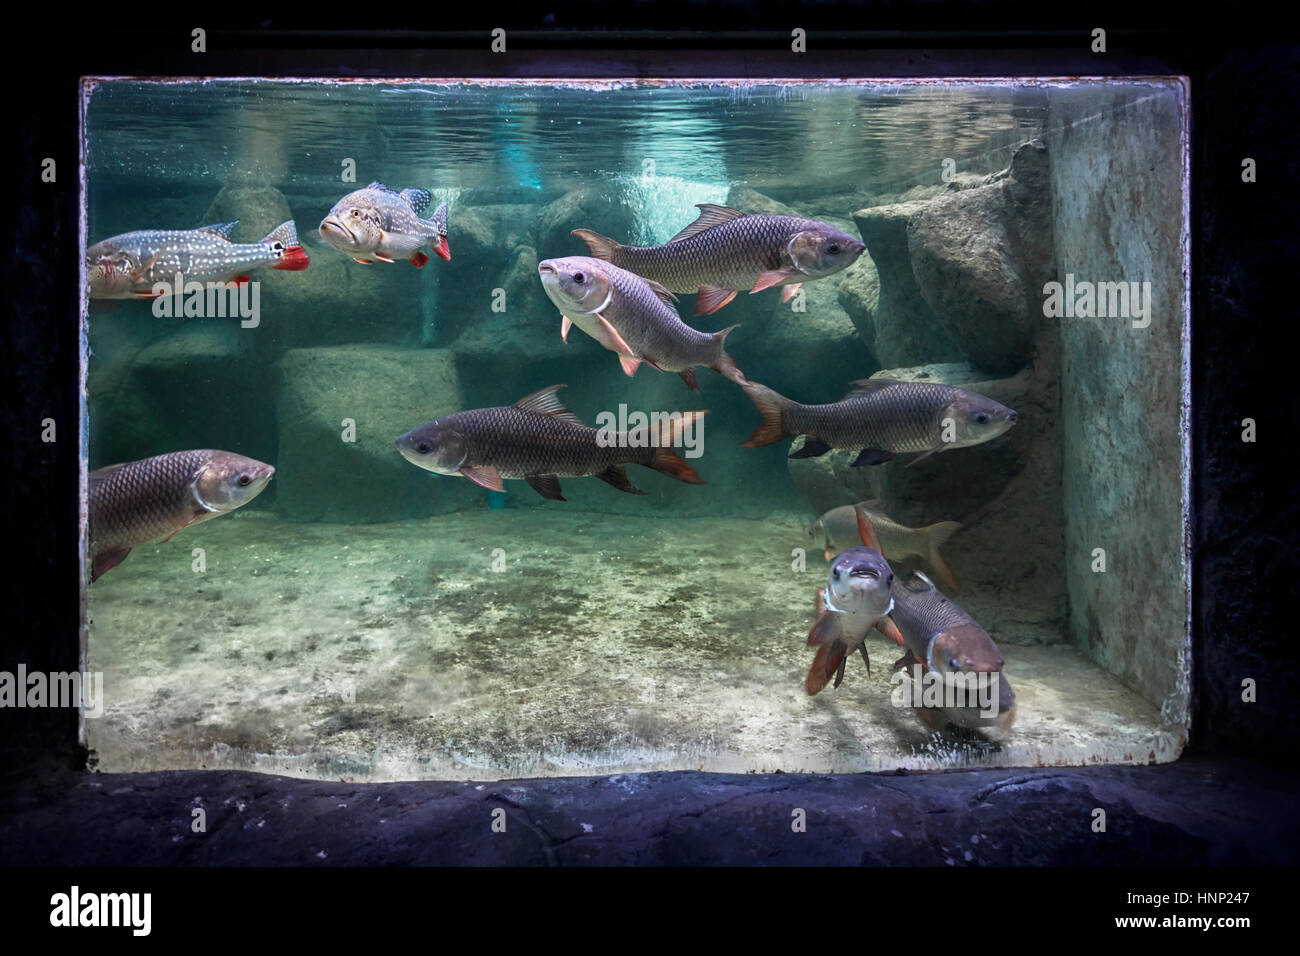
[86,221,309,299]
[742,377,1017,466]
[573,204,865,315]
[319,182,449,266]
[877,571,1016,730]
[88,450,274,581]
[395,385,707,500]
[804,507,902,696]
[810,502,962,590]
[537,256,746,391]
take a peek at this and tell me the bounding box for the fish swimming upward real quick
[537,256,746,391]
[877,570,1016,730]
[810,502,962,590]
[805,507,902,696]
[319,182,449,266]
[86,221,309,299]
[395,385,706,500]
[573,204,865,315]
[741,377,1018,466]
[88,450,274,581]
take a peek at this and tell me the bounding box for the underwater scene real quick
[82,79,1189,779]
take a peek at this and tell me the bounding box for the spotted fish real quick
[319,182,449,266]
[86,221,309,299]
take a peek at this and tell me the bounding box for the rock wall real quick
[1043,83,1190,724]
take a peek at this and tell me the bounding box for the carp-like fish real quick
[86,221,308,299]
[877,571,1016,730]
[804,507,902,695]
[319,182,449,266]
[537,256,746,391]
[88,450,274,581]
[810,502,962,590]
[573,204,864,315]
[742,377,1017,466]
[395,385,706,500]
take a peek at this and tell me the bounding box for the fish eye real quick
[832,567,842,580]
[573,272,585,284]
[975,412,989,424]
[828,243,841,254]
[948,656,960,670]
[416,442,433,454]
[350,208,361,219]
[238,474,251,487]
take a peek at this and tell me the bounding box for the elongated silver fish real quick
[537,256,746,391]
[86,221,308,299]
[742,377,1017,466]
[810,502,962,589]
[877,571,1015,730]
[395,385,707,500]
[573,204,865,315]
[804,507,900,695]
[319,182,449,266]
[88,450,274,581]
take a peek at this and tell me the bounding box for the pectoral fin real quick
[592,314,636,357]
[374,254,395,263]
[162,509,210,543]
[695,286,738,315]
[353,258,374,265]
[459,464,504,492]
[751,269,798,293]
[906,445,946,467]
[560,314,573,343]
[876,615,906,647]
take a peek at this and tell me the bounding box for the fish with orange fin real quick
[86,221,309,300]
[876,570,1016,730]
[572,204,864,315]
[804,506,904,695]
[319,182,449,267]
[537,256,746,391]
[809,502,962,590]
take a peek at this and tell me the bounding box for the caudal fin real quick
[430,202,450,260]
[266,221,310,271]
[710,324,748,385]
[645,410,707,484]
[739,381,790,447]
[922,520,962,590]
[572,228,623,263]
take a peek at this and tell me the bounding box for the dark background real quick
[1,4,1296,886]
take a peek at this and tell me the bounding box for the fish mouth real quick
[319,218,355,245]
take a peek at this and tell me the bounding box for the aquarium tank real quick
[80,78,1189,779]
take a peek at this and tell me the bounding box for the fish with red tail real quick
[804,507,903,695]
[537,256,746,391]
[395,385,706,500]
[319,182,449,266]
[86,221,309,299]
[741,377,1017,467]
[88,450,274,581]
[810,502,962,590]
[877,570,1016,730]
[572,204,864,315]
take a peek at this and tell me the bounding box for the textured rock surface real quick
[1044,84,1189,725]
[273,346,475,522]
[852,141,1056,374]
[3,756,1294,865]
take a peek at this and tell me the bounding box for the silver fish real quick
[537,255,746,391]
[810,502,961,589]
[86,221,308,299]
[319,182,449,266]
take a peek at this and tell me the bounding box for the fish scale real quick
[89,450,213,556]
[889,577,976,642]
[453,406,656,477]
[610,215,817,292]
[786,381,961,450]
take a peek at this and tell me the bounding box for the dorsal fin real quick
[365,181,396,194]
[89,462,129,489]
[904,570,937,593]
[196,221,239,240]
[844,377,905,399]
[513,385,585,424]
[666,203,746,244]
[643,277,679,304]
[399,187,432,215]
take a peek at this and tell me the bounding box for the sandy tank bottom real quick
[85,508,1177,780]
